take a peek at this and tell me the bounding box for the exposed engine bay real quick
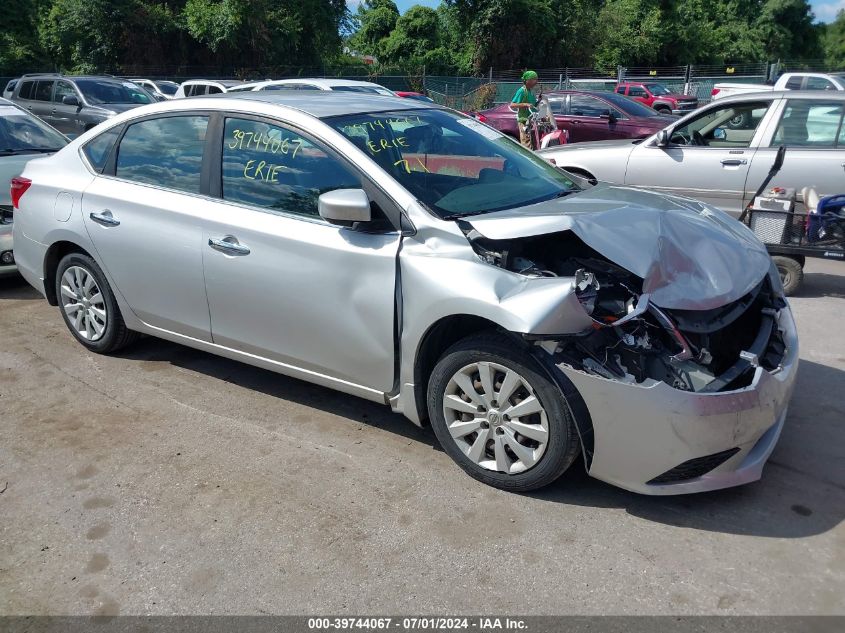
[465,229,787,393]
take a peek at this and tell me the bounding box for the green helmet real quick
[522,70,538,82]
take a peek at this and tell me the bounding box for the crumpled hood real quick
[465,184,772,311]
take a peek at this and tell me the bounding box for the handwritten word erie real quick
[228,129,303,158]
[367,137,409,154]
[243,159,286,183]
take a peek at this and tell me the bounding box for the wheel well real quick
[412,315,502,424]
[654,103,671,112]
[43,241,92,305]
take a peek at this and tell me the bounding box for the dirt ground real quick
[0,259,843,616]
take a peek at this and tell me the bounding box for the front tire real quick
[55,252,138,353]
[427,333,581,492]
[772,255,804,296]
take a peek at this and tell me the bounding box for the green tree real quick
[347,0,400,58]
[468,0,558,72]
[755,0,822,60]
[593,0,663,68]
[824,10,845,67]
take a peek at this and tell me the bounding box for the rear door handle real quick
[209,236,250,256]
[720,158,747,166]
[89,210,120,227]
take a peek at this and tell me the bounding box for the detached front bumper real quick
[558,304,799,495]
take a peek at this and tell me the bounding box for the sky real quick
[349,0,842,24]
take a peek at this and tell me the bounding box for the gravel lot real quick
[0,259,843,616]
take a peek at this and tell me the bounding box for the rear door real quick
[30,80,55,120]
[746,98,845,209]
[624,99,775,214]
[81,114,213,340]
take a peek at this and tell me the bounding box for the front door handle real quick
[89,210,120,227]
[720,158,747,166]
[209,236,250,256]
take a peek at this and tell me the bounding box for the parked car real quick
[396,91,435,103]
[226,78,395,95]
[174,79,244,98]
[0,97,68,275]
[127,78,180,100]
[476,90,676,143]
[712,72,845,100]
[10,74,155,136]
[13,92,797,495]
[540,90,845,217]
[615,82,698,115]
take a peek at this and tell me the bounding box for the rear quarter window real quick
[83,126,122,172]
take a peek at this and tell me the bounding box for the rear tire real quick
[55,252,139,353]
[427,333,581,492]
[772,255,804,296]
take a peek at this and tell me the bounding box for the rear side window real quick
[115,116,208,193]
[615,86,626,95]
[628,86,647,97]
[34,80,54,101]
[83,126,122,172]
[221,117,360,219]
[18,81,35,100]
[773,100,845,147]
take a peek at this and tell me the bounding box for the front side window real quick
[155,81,179,96]
[329,108,578,219]
[54,81,76,103]
[669,101,771,148]
[207,85,223,94]
[568,95,607,117]
[772,100,844,147]
[34,80,54,101]
[645,84,672,96]
[75,79,154,105]
[115,116,208,193]
[222,117,360,219]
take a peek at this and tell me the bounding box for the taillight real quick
[10,177,31,209]
[710,88,720,96]
[476,114,487,123]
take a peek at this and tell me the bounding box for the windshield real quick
[154,81,179,95]
[601,91,665,117]
[75,79,155,105]
[331,85,394,96]
[0,106,68,154]
[646,83,672,96]
[328,108,579,219]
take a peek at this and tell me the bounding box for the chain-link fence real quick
[3,61,843,113]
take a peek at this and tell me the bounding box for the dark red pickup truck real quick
[615,82,698,115]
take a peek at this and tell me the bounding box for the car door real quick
[624,99,774,215]
[746,98,845,209]
[565,94,624,142]
[81,114,213,340]
[49,80,83,135]
[199,115,400,392]
[29,80,55,121]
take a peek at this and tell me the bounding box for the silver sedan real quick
[541,90,845,216]
[12,93,798,494]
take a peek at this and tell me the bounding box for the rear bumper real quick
[0,226,16,275]
[557,304,798,495]
[11,231,47,295]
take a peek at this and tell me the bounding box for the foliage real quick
[823,10,845,67]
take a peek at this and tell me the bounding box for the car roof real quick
[238,78,389,90]
[202,91,437,117]
[181,79,243,87]
[715,90,845,101]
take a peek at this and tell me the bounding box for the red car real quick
[475,90,676,144]
[396,91,435,103]
[615,82,698,115]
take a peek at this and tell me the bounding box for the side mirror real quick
[318,189,371,227]
[62,95,80,107]
[655,129,670,147]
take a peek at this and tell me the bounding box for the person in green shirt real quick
[512,70,539,148]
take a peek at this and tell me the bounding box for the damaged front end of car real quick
[454,186,799,494]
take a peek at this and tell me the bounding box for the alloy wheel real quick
[61,265,108,342]
[442,361,550,474]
